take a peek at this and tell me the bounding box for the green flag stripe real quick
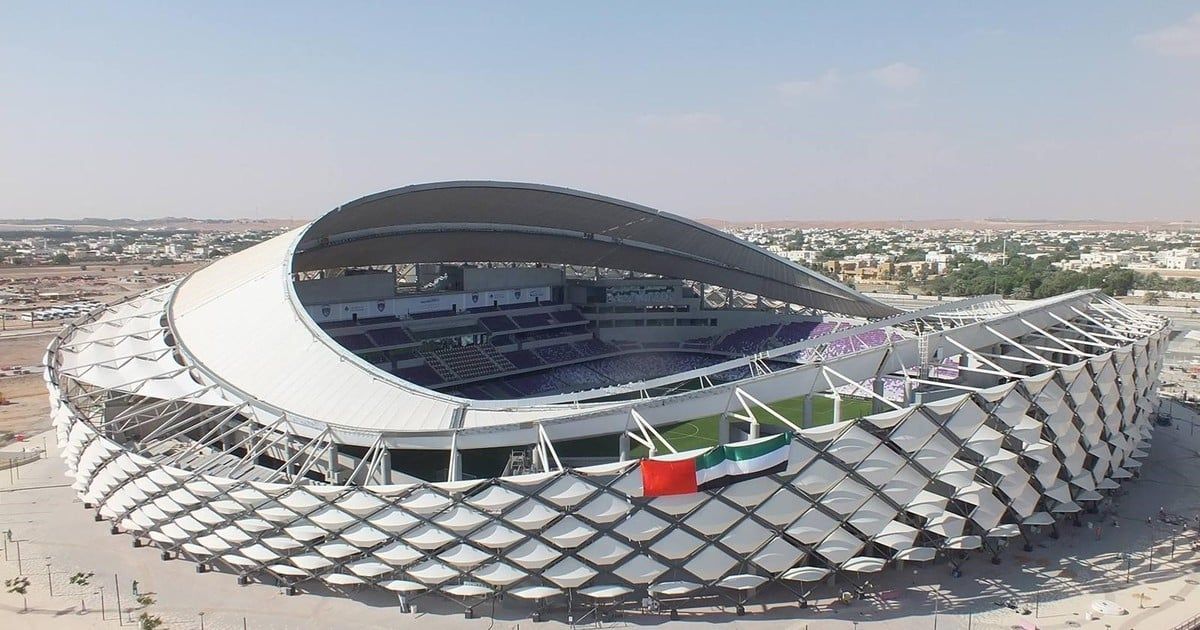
[693,432,791,471]
[724,432,790,462]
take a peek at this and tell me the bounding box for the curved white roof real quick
[170,227,607,436]
[295,182,897,319]
[163,182,900,443]
[156,182,1159,450]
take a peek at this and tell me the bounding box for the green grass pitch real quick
[632,395,876,456]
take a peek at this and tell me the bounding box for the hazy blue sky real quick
[2,3,1198,221]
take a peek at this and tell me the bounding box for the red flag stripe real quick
[640,457,698,497]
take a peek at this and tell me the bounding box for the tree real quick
[6,576,30,612]
[138,612,165,629]
[1101,268,1136,296]
[51,253,70,265]
[69,571,93,612]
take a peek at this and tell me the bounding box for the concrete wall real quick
[295,272,394,304]
[463,267,563,292]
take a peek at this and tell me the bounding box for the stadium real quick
[45,182,1167,617]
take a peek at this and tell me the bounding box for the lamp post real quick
[114,573,123,627]
[932,586,940,630]
[98,585,106,620]
[46,560,52,596]
[1149,524,1155,572]
[199,611,206,630]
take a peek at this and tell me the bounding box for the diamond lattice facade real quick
[45,183,1168,610]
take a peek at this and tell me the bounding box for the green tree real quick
[51,253,70,265]
[69,571,93,612]
[6,576,31,612]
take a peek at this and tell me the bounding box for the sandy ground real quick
[0,331,56,445]
[0,415,1198,630]
[0,265,187,446]
[0,374,51,441]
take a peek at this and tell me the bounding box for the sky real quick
[1,2,1199,222]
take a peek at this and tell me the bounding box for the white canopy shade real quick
[649,581,702,596]
[509,586,562,601]
[579,585,633,599]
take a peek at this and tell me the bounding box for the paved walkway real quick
[1,423,1199,629]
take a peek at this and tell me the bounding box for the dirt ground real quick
[0,331,55,444]
[0,261,195,445]
[0,373,50,445]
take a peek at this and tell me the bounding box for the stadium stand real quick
[332,333,374,352]
[479,315,517,332]
[513,312,554,328]
[712,324,780,354]
[534,343,580,364]
[775,321,820,345]
[550,309,586,324]
[502,349,543,369]
[366,325,412,347]
[394,364,442,386]
[420,345,516,382]
[573,338,616,358]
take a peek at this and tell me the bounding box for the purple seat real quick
[395,365,441,386]
[574,339,615,357]
[333,333,373,351]
[480,315,517,332]
[534,344,580,364]
[504,350,544,369]
[367,326,412,346]
[550,309,586,324]
[513,313,553,328]
[775,321,819,345]
[712,324,779,355]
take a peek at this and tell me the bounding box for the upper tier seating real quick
[332,333,373,352]
[395,364,442,386]
[410,308,457,320]
[534,343,580,364]
[503,349,544,369]
[550,309,586,324]
[775,321,820,345]
[420,344,515,382]
[513,312,554,328]
[479,315,517,333]
[367,326,413,347]
[573,339,616,358]
[712,324,780,355]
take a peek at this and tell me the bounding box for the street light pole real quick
[46,560,52,596]
[1149,525,1155,572]
[114,573,123,627]
[933,587,940,630]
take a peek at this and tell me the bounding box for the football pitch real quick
[633,395,875,455]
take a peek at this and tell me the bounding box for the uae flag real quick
[641,432,792,497]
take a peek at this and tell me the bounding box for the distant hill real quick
[699,217,1200,231]
[0,217,309,232]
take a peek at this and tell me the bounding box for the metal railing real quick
[1171,611,1200,630]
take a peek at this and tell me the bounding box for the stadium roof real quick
[294,182,897,319]
[166,182,904,444]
